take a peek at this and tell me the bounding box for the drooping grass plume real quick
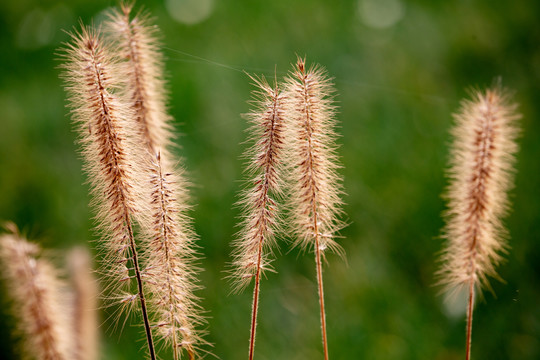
[231,75,286,360]
[437,86,520,360]
[138,152,206,360]
[284,58,345,360]
[60,25,156,359]
[105,3,175,161]
[67,247,99,360]
[0,223,72,360]
[105,5,207,358]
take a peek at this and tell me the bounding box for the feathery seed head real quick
[0,224,72,360]
[61,24,142,312]
[139,152,206,359]
[105,4,174,160]
[284,57,345,359]
[231,75,286,292]
[105,4,207,356]
[284,58,345,256]
[438,86,520,297]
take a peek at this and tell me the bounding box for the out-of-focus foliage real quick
[0,0,538,359]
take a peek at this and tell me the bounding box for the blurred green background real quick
[1,0,538,359]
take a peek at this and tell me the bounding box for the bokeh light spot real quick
[166,0,214,25]
[358,0,405,29]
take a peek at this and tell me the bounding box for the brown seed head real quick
[284,58,345,256]
[438,86,520,296]
[60,25,142,312]
[0,224,72,360]
[231,75,286,292]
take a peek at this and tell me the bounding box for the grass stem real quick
[465,279,474,360]
[125,215,156,360]
[315,234,329,360]
[248,238,263,360]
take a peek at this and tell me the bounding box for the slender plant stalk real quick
[465,278,474,360]
[437,86,520,360]
[231,75,285,360]
[0,223,71,360]
[284,58,345,360]
[315,229,328,360]
[106,5,206,358]
[61,26,156,360]
[249,266,261,360]
[126,217,156,360]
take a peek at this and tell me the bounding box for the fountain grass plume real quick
[104,3,175,161]
[0,223,72,360]
[60,24,156,359]
[231,74,286,360]
[438,85,520,360]
[284,57,345,360]
[105,5,207,358]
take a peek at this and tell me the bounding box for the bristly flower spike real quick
[438,86,520,360]
[0,223,72,360]
[284,57,345,360]
[231,74,286,360]
[141,151,206,360]
[60,25,156,359]
[105,2,175,161]
[106,5,207,358]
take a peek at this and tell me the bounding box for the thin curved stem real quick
[125,214,156,360]
[465,278,474,360]
[315,234,329,360]
[249,236,264,360]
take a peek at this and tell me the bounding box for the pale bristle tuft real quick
[231,75,286,292]
[60,24,157,358]
[104,3,175,161]
[438,86,520,297]
[284,57,345,256]
[61,24,140,312]
[284,57,345,360]
[104,5,207,357]
[140,152,207,359]
[230,74,286,360]
[437,85,520,360]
